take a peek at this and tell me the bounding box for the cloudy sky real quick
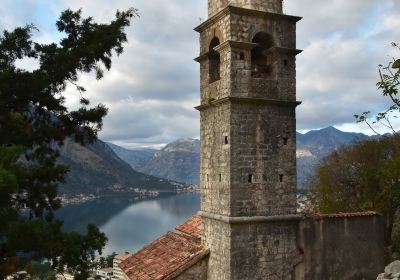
[1,0,399,148]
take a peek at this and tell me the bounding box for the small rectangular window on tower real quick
[279,174,284,183]
[219,174,222,182]
[283,137,288,145]
[284,59,288,66]
[224,136,229,145]
[248,174,253,183]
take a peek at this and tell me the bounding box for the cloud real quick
[286,0,400,131]
[1,0,399,147]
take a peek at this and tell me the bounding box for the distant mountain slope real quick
[58,139,186,195]
[108,127,371,190]
[134,139,200,185]
[297,126,369,158]
[106,142,156,167]
[296,126,370,189]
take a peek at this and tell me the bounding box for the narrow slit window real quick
[219,174,222,182]
[224,136,229,145]
[283,137,288,145]
[284,59,288,66]
[248,174,253,183]
[279,174,284,183]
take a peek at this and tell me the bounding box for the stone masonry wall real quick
[229,102,297,217]
[197,0,301,279]
[295,216,385,280]
[174,257,209,280]
[208,0,283,17]
[200,103,231,216]
[229,13,297,101]
[230,221,299,280]
[199,12,297,104]
[201,217,232,280]
[229,13,296,49]
[199,14,230,105]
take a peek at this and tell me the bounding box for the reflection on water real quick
[57,193,200,255]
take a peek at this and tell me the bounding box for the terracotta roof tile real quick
[115,252,133,261]
[120,231,207,280]
[312,211,378,220]
[176,215,202,238]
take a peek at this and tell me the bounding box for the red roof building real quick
[119,229,208,280]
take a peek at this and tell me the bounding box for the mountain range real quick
[108,126,372,190]
[134,139,200,185]
[296,126,370,189]
[57,138,188,196]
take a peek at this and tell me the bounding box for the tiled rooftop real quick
[115,252,132,261]
[176,215,202,238]
[120,231,207,280]
[312,211,378,220]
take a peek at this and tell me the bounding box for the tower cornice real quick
[194,5,302,33]
[195,96,302,111]
[194,41,257,63]
[199,211,302,224]
[214,40,258,52]
[194,43,303,63]
[263,46,303,56]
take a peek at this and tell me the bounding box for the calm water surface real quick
[57,192,200,255]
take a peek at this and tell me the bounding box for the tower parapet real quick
[208,0,283,17]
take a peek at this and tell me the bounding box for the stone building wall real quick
[197,0,301,279]
[174,258,209,280]
[228,12,298,101]
[229,102,297,216]
[198,11,298,105]
[201,217,232,280]
[200,103,231,216]
[208,0,283,17]
[230,221,299,280]
[198,14,230,105]
[296,215,385,280]
[229,13,297,48]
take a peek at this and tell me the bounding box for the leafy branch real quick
[355,42,400,135]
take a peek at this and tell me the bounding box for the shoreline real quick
[58,187,199,206]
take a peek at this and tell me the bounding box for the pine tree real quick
[0,8,137,279]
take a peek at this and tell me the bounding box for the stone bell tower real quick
[195,0,302,279]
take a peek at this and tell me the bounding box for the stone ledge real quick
[263,46,303,56]
[195,97,302,111]
[195,41,258,63]
[195,5,302,33]
[199,211,302,224]
[194,44,303,63]
[194,52,209,62]
[214,40,258,52]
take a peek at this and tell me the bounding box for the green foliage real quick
[24,261,55,279]
[312,135,400,247]
[0,8,137,279]
[95,252,117,269]
[355,43,400,134]
[393,59,400,69]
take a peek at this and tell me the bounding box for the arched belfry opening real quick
[209,37,221,83]
[251,32,274,78]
